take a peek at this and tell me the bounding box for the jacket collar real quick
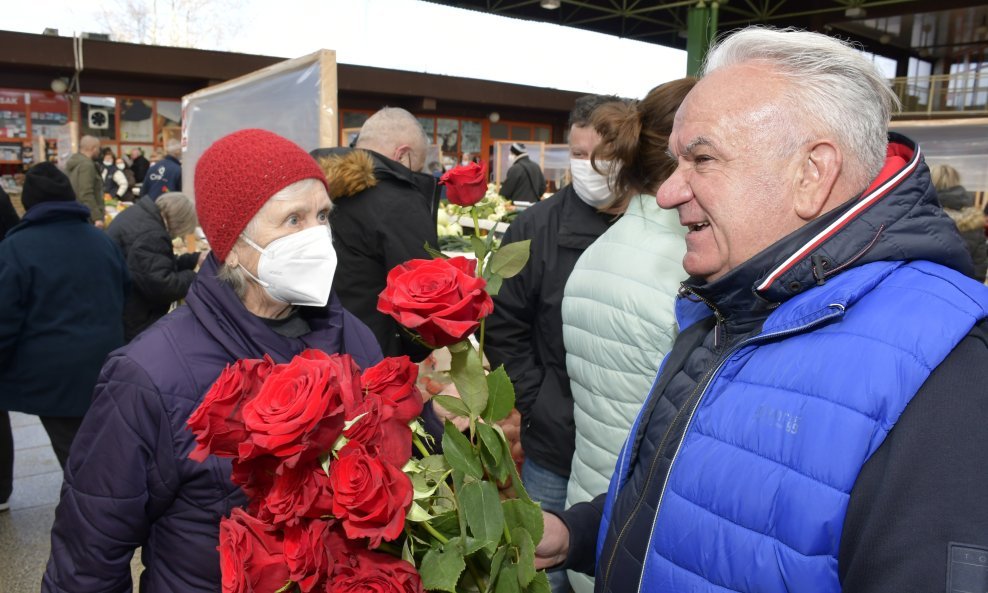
[14,201,91,230]
[135,195,165,227]
[184,254,347,363]
[680,134,972,332]
[557,184,613,250]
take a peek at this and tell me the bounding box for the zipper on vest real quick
[598,305,845,593]
[678,284,726,349]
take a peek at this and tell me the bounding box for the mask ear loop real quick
[237,233,271,288]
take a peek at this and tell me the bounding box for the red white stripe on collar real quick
[755,141,921,293]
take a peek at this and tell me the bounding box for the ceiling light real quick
[845,7,866,18]
[540,0,561,9]
[50,77,69,93]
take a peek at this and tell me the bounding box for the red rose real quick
[344,395,413,467]
[239,352,362,469]
[187,356,274,461]
[377,257,494,348]
[327,528,424,593]
[232,456,281,506]
[218,508,290,593]
[256,461,335,527]
[361,356,423,423]
[284,519,334,593]
[328,442,413,548]
[440,161,488,206]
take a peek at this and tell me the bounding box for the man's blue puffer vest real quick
[597,258,988,592]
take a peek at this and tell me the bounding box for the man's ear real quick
[793,140,841,221]
[393,144,410,162]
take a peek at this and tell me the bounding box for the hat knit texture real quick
[22,161,76,210]
[194,128,329,261]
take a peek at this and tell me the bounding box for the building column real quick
[686,1,720,76]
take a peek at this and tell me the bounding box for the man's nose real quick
[656,168,689,209]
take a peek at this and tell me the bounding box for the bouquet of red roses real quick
[188,164,542,593]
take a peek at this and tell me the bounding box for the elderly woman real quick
[107,192,206,342]
[42,129,385,592]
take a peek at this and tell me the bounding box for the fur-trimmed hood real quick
[314,148,378,201]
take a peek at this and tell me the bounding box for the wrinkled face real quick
[657,63,806,282]
[568,124,601,160]
[229,180,331,277]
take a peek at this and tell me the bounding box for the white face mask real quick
[103,159,114,167]
[239,225,337,307]
[570,158,616,208]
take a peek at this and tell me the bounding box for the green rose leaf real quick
[471,235,488,262]
[419,544,466,593]
[511,526,536,587]
[460,480,505,548]
[433,394,471,419]
[446,535,487,556]
[488,239,531,279]
[525,572,551,593]
[485,273,504,296]
[483,366,515,423]
[450,345,488,416]
[424,242,449,260]
[476,423,507,482]
[488,546,507,588]
[493,562,520,593]
[502,498,543,545]
[442,423,483,480]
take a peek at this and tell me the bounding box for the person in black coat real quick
[314,107,440,361]
[0,186,18,240]
[931,163,987,282]
[128,147,150,184]
[106,192,204,342]
[0,162,128,478]
[500,142,547,202]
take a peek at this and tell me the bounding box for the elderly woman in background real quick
[42,129,386,593]
[107,191,207,342]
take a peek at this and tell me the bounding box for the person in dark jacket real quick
[142,139,182,200]
[0,162,128,478]
[485,94,626,593]
[107,192,205,341]
[42,129,388,593]
[0,185,18,511]
[128,147,151,184]
[536,27,988,593]
[500,142,547,202]
[931,163,986,282]
[315,106,440,362]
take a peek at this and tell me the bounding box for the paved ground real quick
[0,412,141,592]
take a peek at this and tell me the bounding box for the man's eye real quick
[318,210,330,223]
[286,215,299,225]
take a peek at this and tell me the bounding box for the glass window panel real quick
[437,118,459,153]
[490,123,508,139]
[119,98,154,142]
[155,100,181,147]
[510,125,532,141]
[534,127,551,142]
[417,117,436,141]
[342,111,369,129]
[81,96,117,141]
[461,120,481,154]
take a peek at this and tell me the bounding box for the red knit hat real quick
[194,128,330,261]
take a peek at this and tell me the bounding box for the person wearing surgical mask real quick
[42,129,440,593]
[484,94,628,593]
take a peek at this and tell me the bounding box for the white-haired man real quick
[536,26,988,593]
[143,138,183,200]
[315,107,439,361]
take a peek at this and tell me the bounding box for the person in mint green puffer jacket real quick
[560,78,694,593]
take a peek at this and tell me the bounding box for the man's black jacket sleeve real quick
[839,319,988,593]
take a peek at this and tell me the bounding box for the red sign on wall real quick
[0,91,28,139]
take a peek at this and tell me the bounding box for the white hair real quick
[165,139,182,157]
[703,26,901,186]
[355,107,427,156]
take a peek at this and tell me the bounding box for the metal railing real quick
[891,72,988,116]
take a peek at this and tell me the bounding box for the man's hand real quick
[535,511,570,570]
[430,384,470,432]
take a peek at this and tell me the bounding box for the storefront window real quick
[81,96,117,141]
[120,98,154,143]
